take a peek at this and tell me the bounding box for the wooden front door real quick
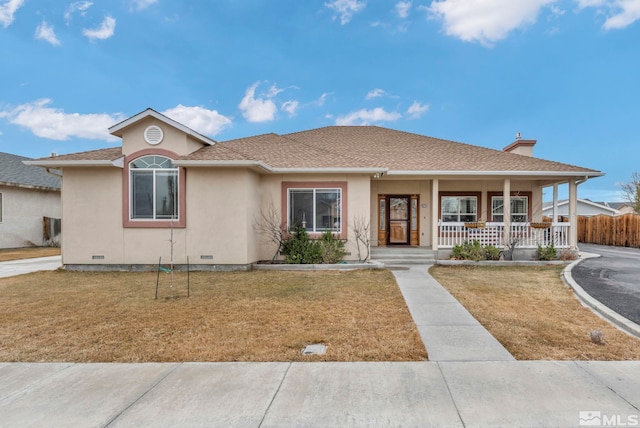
[388,196,410,244]
[378,194,419,246]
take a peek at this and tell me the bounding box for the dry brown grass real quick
[430,265,640,360]
[0,247,61,262]
[0,269,426,363]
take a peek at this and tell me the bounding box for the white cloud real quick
[64,1,93,24]
[427,0,555,46]
[35,21,61,46]
[396,1,412,18]
[238,82,278,123]
[365,88,387,100]
[0,0,24,28]
[315,92,331,106]
[406,101,429,119]
[281,100,300,117]
[0,99,123,141]
[604,0,640,29]
[335,107,401,125]
[325,0,367,24]
[130,0,158,11]
[82,16,116,41]
[162,105,232,136]
[575,0,640,29]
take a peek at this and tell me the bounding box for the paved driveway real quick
[573,244,640,324]
[0,256,62,278]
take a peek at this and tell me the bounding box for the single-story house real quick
[25,108,603,268]
[543,199,621,218]
[1,152,61,249]
[607,202,636,215]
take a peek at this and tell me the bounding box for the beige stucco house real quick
[26,109,603,269]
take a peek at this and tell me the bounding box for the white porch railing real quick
[438,222,570,248]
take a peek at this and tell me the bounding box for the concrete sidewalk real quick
[392,265,515,362]
[1,361,639,427]
[0,255,61,278]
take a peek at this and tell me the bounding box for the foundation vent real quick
[200,255,214,260]
[92,255,105,260]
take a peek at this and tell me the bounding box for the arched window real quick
[129,155,179,220]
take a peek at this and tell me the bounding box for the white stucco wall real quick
[0,185,61,249]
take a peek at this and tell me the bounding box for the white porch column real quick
[431,179,439,250]
[552,184,559,222]
[503,178,511,245]
[568,179,578,249]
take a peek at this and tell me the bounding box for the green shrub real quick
[281,226,322,264]
[484,245,501,261]
[537,243,557,261]
[452,241,502,261]
[318,231,346,264]
[451,240,485,261]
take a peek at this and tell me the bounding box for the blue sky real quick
[1,0,639,202]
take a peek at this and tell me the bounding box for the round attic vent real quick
[144,125,164,145]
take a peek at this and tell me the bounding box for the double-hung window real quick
[288,188,341,233]
[492,196,529,223]
[129,155,179,220]
[441,196,477,222]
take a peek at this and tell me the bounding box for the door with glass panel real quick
[388,196,410,245]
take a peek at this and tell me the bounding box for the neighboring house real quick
[543,199,621,218]
[0,152,61,249]
[26,109,603,268]
[607,202,636,215]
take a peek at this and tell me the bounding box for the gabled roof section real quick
[0,152,61,190]
[178,132,382,171]
[283,126,602,176]
[109,108,217,146]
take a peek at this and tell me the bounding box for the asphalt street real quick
[574,243,640,325]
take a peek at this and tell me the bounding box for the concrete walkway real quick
[0,255,61,278]
[2,361,640,427]
[392,265,515,361]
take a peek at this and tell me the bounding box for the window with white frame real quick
[441,196,477,222]
[492,196,529,223]
[129,155,178,220]
[288,188,341,232]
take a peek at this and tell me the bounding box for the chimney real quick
[503,133,536,157]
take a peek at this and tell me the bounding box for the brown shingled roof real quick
[35,147,123,162]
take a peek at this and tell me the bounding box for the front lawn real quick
[0,269,426,362]
[430,265,640,360]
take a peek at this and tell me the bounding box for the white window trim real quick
[129,156,179,221]
[441,195,478,223]
[287,187,342,234]
[492,195,529,223]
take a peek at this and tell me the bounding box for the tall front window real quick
[492,196,529,222]
[441,196,477,222]
[130,155,178,220]
[289,188,341,232]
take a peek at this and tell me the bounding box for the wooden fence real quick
[577,214,640,248]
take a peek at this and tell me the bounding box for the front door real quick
[388,196,410,245]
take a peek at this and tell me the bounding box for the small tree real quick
[255,200,286,262]
[620,171,640,213]
[350,215,371,262]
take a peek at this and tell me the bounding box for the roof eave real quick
[385,170,604,178]
[23,157,125,169]
[0,181,60,191]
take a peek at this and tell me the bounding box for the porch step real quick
[370,247,437,265]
